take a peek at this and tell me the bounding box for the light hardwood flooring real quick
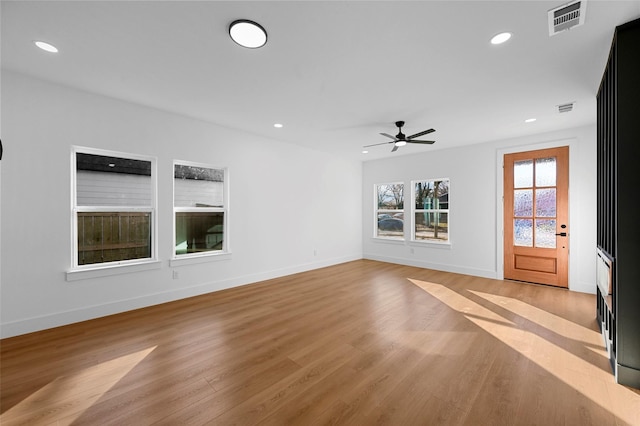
[1,260,639,425]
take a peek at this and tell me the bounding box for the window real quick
[73,148,156,268]
[413,179,450,243]
[375,183,404,239]
[174,161,227,257]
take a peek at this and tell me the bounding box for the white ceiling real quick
[2,1,640,161]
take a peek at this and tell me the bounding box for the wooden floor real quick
[1,260,639,425]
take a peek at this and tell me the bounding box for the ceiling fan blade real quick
[380,132,398,141]
[407,140,435,144]
[407,129,435,139]
[363,141,393,148]
[391,144,399,152]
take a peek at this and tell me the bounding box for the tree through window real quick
[375,183,404,239]
[413,179,450,243]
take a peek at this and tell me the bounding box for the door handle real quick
[555,232,567,237]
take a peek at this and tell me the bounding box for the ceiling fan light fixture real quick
[229,20,267,48]
[363,121,436,152]
[490,32,512,45]
[34,40,58,53]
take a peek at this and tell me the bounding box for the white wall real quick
[0,71,363,338]
[363,125,596,294]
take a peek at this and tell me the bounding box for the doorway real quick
[503,146,569,288]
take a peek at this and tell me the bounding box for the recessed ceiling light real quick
[34,41,58,53]
[490,32,512,45]
[273,123,283,128]
[362,150,369,154]
[229,20,267,49]
[525,118,537,123]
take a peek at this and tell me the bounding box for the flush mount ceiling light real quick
[525,118,537,123]
[34,40,58,53]
[229,20,267,48]
[490,32,512,45]
[273,123,283,128]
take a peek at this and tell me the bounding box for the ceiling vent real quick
[558,102,575,113]
[548,1,587,36]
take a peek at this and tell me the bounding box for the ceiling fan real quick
[364,121,436,152]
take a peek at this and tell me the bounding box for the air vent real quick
[548,1,587,36]
[558,102,575,113]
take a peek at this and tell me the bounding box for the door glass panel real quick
[535,188,556,217]
[514,219,533,247]
[535,157,556,187]
[514,189,533,217]
[514,160,533,188]
[535,219,556,248]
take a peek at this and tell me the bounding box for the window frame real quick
[411,177,451,245]
[172,159,229,260]
[374,182,405,241]
[70,146,158,272]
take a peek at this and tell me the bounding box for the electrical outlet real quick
[172,270,179,279]
[313,249,317,256]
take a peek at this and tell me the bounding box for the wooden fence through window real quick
[77,212,151,265]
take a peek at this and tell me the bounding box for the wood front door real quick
[504,146,569,288]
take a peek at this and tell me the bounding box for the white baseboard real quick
[365,254,597,295]
[363,253,497,279]
[0,254,362,339]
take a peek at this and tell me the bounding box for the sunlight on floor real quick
[1,346,157,426]
[408,279,640,426]
[469,289,607,356]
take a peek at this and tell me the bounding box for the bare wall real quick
[0,71,363,338]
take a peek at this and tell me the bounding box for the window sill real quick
[170,251,232,267]
[66,260,162,282]
[371,237,406,245]
[370,237,452,249]
[409,240,452,249]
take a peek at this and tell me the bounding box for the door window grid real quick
[513,157,557,248]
